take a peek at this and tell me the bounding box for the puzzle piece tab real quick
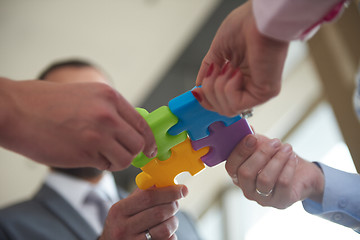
[191,119,253,167]
[135,138,209,190]
[132,106,187,168]
[167,89,241,141]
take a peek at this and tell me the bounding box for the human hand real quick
[0,78,157,171]
[193,1,289,116]
[225,134,324,209]
[99,185,188,240]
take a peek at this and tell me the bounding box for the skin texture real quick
[0,67,156,171]
[225,134,325,209]
[100,185,188,240]
[39,65,187,239]
[193,0,289,117]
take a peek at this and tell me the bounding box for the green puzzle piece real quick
[132,106,187,168]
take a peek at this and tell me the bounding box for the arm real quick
[302,163,360,233]
[0,77,156,171]
[99,185,188,240]
[253,0,347,41]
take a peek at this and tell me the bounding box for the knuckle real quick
[277,175,291,188]
[140,191,155,206]
[95,110,117,126]
[82,130,102,146]
[257,172,271,186]
[153,207,168,222]
[237,166,252,180]
[99,83,118,100]
[157,226,173,239]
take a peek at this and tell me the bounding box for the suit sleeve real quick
[302,163,360,233]
[253,0,347,41]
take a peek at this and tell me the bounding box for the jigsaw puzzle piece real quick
[132,106,187,168]
[191,118,253,167]
[135,138,209,190]
[168,89,241,141]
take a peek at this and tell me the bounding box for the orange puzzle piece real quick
[136,138,209,190]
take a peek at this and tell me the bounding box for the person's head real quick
[38,59,110,84]
[38,59,109,181]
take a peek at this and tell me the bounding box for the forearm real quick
[0,77,17,147]
[253,0,346,41]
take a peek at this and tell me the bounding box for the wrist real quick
[308,162,325,203]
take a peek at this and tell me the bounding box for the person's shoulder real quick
[0,199,43,222]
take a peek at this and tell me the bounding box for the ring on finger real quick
[145,229,152,240]
[255,188,273,197]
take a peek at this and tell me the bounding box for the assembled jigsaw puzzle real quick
[132,87,253,189]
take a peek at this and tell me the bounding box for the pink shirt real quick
[253,0,346,41]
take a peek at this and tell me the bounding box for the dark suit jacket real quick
[0,184,201,240]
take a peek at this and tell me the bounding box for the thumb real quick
[225,134,257,178]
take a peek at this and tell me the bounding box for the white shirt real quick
[45,171,120,235]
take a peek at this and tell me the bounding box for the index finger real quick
[196,51,227,86]
[119,185,187,216]
[115,93,157,159]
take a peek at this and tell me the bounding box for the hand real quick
[99,185,188,240]
[225,134,325,209]
[0,78,157,171]
[193,1,289,116]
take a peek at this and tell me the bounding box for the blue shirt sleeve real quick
[302,162,360,233]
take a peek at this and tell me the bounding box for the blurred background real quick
[0,0,359,239]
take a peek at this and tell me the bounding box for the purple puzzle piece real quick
[191,119,253,167]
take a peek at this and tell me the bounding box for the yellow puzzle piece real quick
[136,138,209,190]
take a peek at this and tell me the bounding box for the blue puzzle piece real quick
[168,89,241,140]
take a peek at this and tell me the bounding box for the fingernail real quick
[150,147,157,158]
[270,139,281,148]
[220,62,230,75]
[191,90,202,102]
[180,186,188,198]
[205,63,214,78]
[245,135,257,148]
[281,144,292,153]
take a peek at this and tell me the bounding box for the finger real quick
[271,153,298,209]
[255,144,293,195]
[119,185,187,216]
[100,138,135,171]
[223,71,251,115]
[129,201,179,233]
[213,63,235,116]
[196,51,227,86]
[236,138,281,195]
[115,93,157,159]
[201,64,222,111]
[225,134,257,181]
[146,216,179,240]
[191,88,215,111]
[196,60,210,86]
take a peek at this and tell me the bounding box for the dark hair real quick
[37,59,96,80]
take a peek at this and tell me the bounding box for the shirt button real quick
[332,213,344,222]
